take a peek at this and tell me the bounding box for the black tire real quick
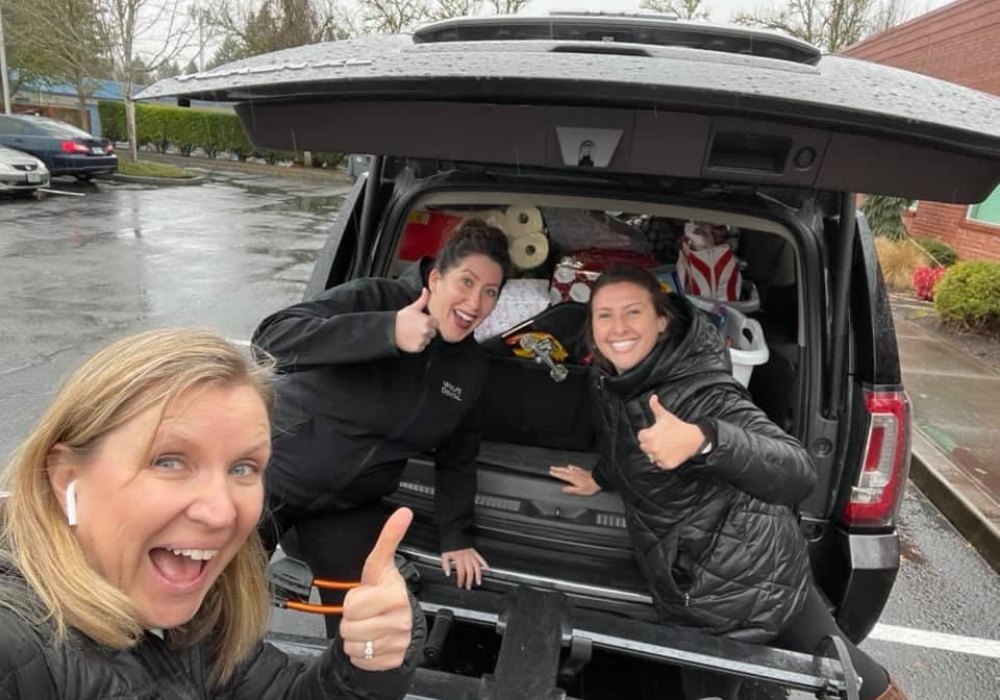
[74,174,94,182]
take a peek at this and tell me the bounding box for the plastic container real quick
[718,305,770,387]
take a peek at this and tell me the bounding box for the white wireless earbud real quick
[65,480,78,527]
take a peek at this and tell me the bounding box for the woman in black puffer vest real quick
[550,266,907,700]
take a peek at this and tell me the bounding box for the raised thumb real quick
[408,287,431,311]
[649,394,670,419]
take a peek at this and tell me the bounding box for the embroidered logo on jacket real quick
[441,381,463,402]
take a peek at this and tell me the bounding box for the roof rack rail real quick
[412,13,822,65]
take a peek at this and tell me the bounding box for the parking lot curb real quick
[909,428,1000,574]
[109,173,205,186]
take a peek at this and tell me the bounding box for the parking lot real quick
[2,170,998,699]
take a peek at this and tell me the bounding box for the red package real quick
[398,210,464,261]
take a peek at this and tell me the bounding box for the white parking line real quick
[869,624,1000,659]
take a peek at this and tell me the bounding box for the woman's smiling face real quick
[427,253,504,342]
[590,281,668,374]
[57,382,270,629]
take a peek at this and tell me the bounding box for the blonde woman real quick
[0,329,424,699]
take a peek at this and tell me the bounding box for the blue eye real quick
[153,456,183,471]
[230,462,260,477]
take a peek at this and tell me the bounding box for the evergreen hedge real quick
[97,100,344,167]
[934,261,1000,330]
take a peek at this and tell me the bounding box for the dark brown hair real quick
[435,218,512,282]
[585,266,679,368]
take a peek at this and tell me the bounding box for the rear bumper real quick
[833,530,900,642]
[51,154,118,176]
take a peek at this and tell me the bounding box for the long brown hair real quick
[0,328,274,685]
[585,266,680,370]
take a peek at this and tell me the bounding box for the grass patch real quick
[117,158,193,179]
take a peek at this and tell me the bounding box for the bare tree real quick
[428,0,483,22]
[639,0,710,21]
[95,0,193,159]
[1,0,65,99]
[487,0,529,14]
[869,0,911,35]
[360,0,431,34]
[203,0,346,58]
[734,0,883,52]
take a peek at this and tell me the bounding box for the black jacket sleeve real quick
[0,610,58,700]
[591,422,616,492]
[433,406,482,552]
[251,279,410,372]
[688,385,817,507]
[217,593,427,700]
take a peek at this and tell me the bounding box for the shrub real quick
[875,237,927,291]
[98,100,126,142]
[914,238,958,267]
[912,265,947,301]
[934,261,1000,329]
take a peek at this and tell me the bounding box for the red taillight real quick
[60,140,90,154]
[843,388,912,527]
[105,143,114,154]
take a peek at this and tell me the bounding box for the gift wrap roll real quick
[509,232,549,271]
[505,205,544,239]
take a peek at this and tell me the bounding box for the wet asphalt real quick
[0,171,997,699]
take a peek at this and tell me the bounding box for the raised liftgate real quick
[269,557,861,700]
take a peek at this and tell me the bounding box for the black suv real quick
[143,13,1000,699]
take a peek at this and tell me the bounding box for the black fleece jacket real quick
[0,574,425,700]
[591,296,817,642]
[252,262,488,552]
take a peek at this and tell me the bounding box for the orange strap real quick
[313,577,361,590]
[284,600,345,615]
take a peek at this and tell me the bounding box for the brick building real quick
[842,0,1000,261]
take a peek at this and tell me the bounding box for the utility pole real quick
[0,6,12,114]
[197,1,204,71]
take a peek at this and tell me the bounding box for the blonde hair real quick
[0,328,275,685]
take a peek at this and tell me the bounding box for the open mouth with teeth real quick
[148,547,218,588]
[608,339,639,353]
[451,308,479,333]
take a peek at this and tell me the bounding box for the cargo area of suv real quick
[327,163,912,636]
[140,11,999,698]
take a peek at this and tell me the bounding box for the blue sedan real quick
[0,114,117,180]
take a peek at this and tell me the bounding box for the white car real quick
[0,144,50,196]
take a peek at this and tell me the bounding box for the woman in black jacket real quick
[252,220,511,635]
[0,329,423,700]
[550,266,908,700]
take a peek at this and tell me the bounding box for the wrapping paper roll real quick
[509,232,549,270]
[505,205,544,239]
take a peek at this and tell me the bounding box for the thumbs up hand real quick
[636,395,707,470]
[340,508,415,671]
[394,288,439,353]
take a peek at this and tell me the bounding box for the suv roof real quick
[140,18,999,203]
